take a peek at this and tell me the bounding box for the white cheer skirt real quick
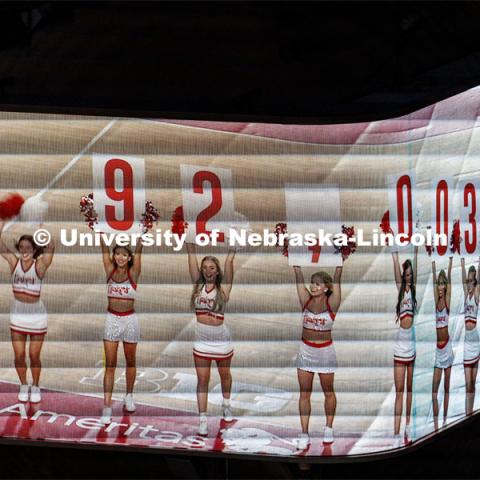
[296,339,337,374]
[464,327,480,366]
[434,336,454,369]
[193,322,233,360]
[393,326,416,365]
[10,298,47,335]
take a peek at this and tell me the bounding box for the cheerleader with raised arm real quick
[392,247,418,446]
[0,221,54,402]
[293,264,342,449]
[461,257,480,416]
[431,257,453,429]
[100,238,143,424]
[186,242,236,436]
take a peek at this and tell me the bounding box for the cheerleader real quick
[392,247,418,446]
[293,264,342,449]
[186,242,235,436]
[100,237,143,424]
[431,257,453,429]
[0,221,54,402]
[461,257,480,416]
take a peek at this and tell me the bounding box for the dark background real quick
[0,2,480,478]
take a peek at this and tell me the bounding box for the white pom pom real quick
[19,195,49,224]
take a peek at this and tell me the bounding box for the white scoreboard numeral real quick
[92,154,146,234]
[180,165,235,243]
[387,170,416,250]
[284,184,342,267]
[432,176,453,258]
[459,179,479,256]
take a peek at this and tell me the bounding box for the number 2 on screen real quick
[193,170,225,242]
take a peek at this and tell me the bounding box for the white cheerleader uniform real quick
[464,293,480,367]
[434,302,454,369]
[104,269,139,343]
[10,259,47,335]
[193,284,233,361]
[296,297,337,374]
[393,289,416,365]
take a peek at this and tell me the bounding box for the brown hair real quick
[15,235,42,259]
[311,271,333,297]
[191,256,225,312]
[395,259,417,322]
[468,265,477,287]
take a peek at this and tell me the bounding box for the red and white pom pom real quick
[79,193,98,230]
[0,193,25,219]
[450,219,461,254]
[171,206,188,236]
[275,222,289,257]
[20,195,48,224]
[334,225,357,261]
[425,226,435,256]
[380,210,394,235]
[141,201,160,233]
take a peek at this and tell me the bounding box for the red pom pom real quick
[171,206,188,236]
[450,219,462,254]
[380,210,393,235]
[0,193,25,219]
[425,226,435,256]
[79,193,98,230]
[275,222,289,257]
[141,201,160,233]
[335,225,357,261]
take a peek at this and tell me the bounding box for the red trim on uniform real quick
[127,269,137,290]
[394,355,416,365]
[10,327,47,336]
[303,297,335,321]
[20,259,34,274]
[193,350,233,361]
[205,284,216,294]
[107,308,135,316]
[12,289,41,298]
[107,296,135,301]
[302,338,333,349]
[196,311,224,320]
[437,336,449,349]
[464,356,480,367]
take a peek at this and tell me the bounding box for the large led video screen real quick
[0,87,480,458]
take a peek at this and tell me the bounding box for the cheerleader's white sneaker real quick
[123,394,136,412]
[30,386,41,403]
[198,414,208,436]
[294,433,310,450]
[323,426,334,444]
[222,404,233,422]
[100,407,112,425]
[18,384,29,402]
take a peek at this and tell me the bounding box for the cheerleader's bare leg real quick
[405,361,414,428]
[443,366,451,424]
[29,334,45,386]
[393,363,406,435]
[194,355,212,414]
[103,340,119,407]
[319,373,336,428]
[123,341,137,395]
[297,368,314,434]
[11,331,28,385]
[216,357,232,400]
[432,366,442,430]
[465,363,478,415]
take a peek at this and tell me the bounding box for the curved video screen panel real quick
[0,87,479,458]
